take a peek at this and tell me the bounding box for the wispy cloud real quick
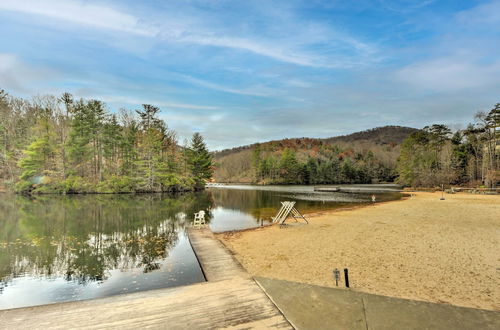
[179,34,329,68]
[92,94,218,110]
[390,0,500,94]
[0,0,157,36]
[0,0,377,69]
[0,53,59,93]
[394,57,500,92]
[455,0,500,26]
[377,0,436,13]
[177,74,276,97]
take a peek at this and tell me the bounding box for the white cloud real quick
[0,0,157,36]
[455,0,500,26]
[286,79,312,88]
[177,74,276,97]
[377,0,436,13]
[394,57,500,92]
[0,0,376,69]
[0,54,59,93]
[96,94,218,110]
[180,34,328,68]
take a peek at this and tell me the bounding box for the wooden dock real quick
[314,186,402,193]
[0,228,291,329]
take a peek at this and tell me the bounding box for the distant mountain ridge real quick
[214,126,418,157]
[213,126,418,183]
[324,126,418,145]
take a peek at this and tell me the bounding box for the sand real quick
[217,192,500,311]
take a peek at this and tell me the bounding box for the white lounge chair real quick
[272,201,308,227]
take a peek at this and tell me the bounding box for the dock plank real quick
[188,227,248,281]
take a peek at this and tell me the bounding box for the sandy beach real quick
[218,192,500,311]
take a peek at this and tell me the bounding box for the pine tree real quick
[66,100,92,178]
[17,113,56,191]
[305,158,318,184]
[279,148,299,183]
[86,100,106,181]
[0,90,9,180]
[187,133,213,189]
[119,110,138,177]
[58,92,73,179]
[251,144,261,182]
[102,114,122,176]
[135,105,166,191]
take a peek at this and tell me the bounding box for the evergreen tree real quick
[135,105,168,191]
[17,112,56,191]
[298,163,311,184]
[340,159,356,183]
[102,114,122,175]
[0,90,9,180]
[58,92,73,178]
[450,131,468,184]
[251,144,261,182]
[305,158,318,184]
[119,110,138,177]
[66,100,93,178]
[278,148,299,183]
[483,104,500,186]
[187,133,213,189]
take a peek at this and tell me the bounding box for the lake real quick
[0,185,402,309]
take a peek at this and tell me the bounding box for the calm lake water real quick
[0,185,402,309]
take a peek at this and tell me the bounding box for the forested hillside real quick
[397,104,499,188]
[0,90,213,193]
[213,126,418,184]
[3,87,496,190]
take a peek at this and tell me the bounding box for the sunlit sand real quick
[218,192,500,311]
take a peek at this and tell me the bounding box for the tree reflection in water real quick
[0,192,214,292]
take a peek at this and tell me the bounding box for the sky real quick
[0,0,499,150]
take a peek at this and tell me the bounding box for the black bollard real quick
[344,268,350,288]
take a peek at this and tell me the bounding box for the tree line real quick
[397,104,499,187]
[250,143,397,185]
[0,90,213,193]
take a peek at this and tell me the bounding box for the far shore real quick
[217,192,500,311]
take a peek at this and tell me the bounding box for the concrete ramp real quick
[255,277,500,330]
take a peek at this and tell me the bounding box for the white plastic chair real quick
[193,210,206,228]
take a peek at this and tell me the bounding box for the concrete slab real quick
[255,277,367,330]
[255,277,500,330]
[363,291,500,330]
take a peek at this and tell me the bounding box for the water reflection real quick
[0,193,213,309]
[208,185,402,231]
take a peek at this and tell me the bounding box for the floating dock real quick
[314,185,402,193]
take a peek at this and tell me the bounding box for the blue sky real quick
[0,0,499,150]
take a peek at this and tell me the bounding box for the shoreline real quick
[217,192,500,311]
[0,188,204,195]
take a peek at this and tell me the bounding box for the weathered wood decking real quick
[187,227,248,281]
[0,228,291,329]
